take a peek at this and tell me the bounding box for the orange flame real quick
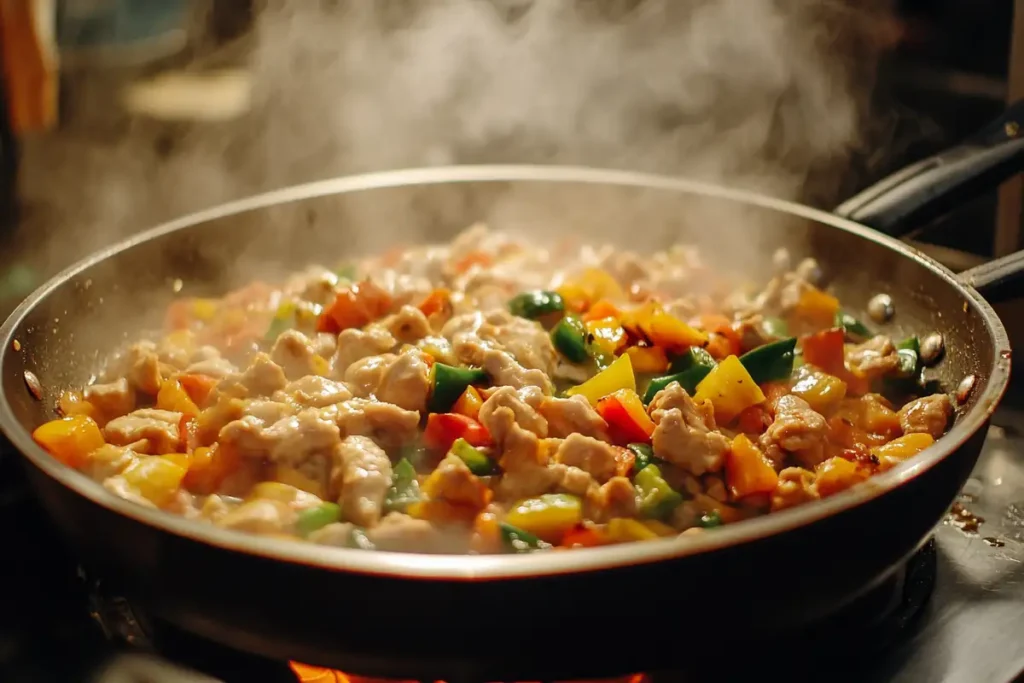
[288,662,650,683]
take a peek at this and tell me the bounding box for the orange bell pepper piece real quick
[452,250,493,274]
[317,280,393,333]
[183,443,241,495]
[705,333,738,360]
[792,286,841,328]
[800,328,846,374]
[423,413,492,452]
[417,288,452,318]
[561,524,609,548]
[157,379,200,417]
[451,386,484,421]
[815,456,870,497]
[32,415,105,468]
[585,317,628,354]
[726,434,779,499]
[582,299,623,323]
[735,405,770,435]
[177,373,217,409]
[596,389,656,443]
[624,346,669,374]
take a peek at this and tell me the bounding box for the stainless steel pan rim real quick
[0,165,1011,580]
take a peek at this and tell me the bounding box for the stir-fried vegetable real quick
[122,456,188,507]
[643,365,716,404]
[693,355,767,423]
[565,353,636,406]
[792,286,840,327]
[451,386,484,421]
[894,336,921,379]
[156,379,200,417]
[622,301,708,351]
[428,363,489,413]
[450,438,497,476]
[508,290,565,319]
[504,493,583,543]
[626,442,656,474]
[790,366,847,413]
[624,346,669,374]
[799,328,845,374]
[32,415,105,468]
[669,346,717,374]
[606,517,661,542]
[634,464,683,519]
[698,510,723,528]
[872,433,934,471]
[725,434,779,499]
[384,458,422,513]
[596,389,656,443]
[835,310,872,341]
[423,413,491,452]
[296,503,342,536]
[738,336,797,384]
[318,280,393,333]
[500,522,552,553]
[585,317,627,355]
[550,314,590,363]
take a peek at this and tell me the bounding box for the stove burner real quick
[81,541,938,683]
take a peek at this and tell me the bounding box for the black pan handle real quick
[834,99,1024,236]
[834,100,1024,304]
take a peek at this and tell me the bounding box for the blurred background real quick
[0,0,1020,310]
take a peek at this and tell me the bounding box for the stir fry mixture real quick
[32,224,954,554]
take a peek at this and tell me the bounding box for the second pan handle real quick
[834,100,1024,236]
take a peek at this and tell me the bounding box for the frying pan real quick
[3,103,1024,682]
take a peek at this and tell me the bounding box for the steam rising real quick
[18,0,891,280]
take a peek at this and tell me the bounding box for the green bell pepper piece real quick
[626,443,656,474]
[295,502,342,536]
[264,302,296,342]
[642,365,714,404]
[669,346,717,374]
[634,464,683,520]
[451,438,497,476]
[508,290,565,319]
[384,458,421,513]
[699,510,722,528]
[347,527,376,550]
[739,336,797,384]
[835,311,872,341]
[335,263,358,282]
[551,314,589,363]
[428,363,488,413]
[761,316,789,339]
[895,336,921,379]
[499,522,552,553]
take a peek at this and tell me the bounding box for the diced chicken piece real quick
[553,433,619,483]
[444,309,558,383]
[371,271,433,308]
[379,305,432,343]
[846,335,899,379]
[103,475,158,509]
[270,330,327,380]
[425,453,491,509]
[286,265,341,307]
[243,399,295,424]
[331,325,397,377]
[771,467,820,511]
[323,398,420,448]
[538,395,610,440]
[104,409,182,454]
[216,499,296,534]
[200,494,240,524]
[84,444,138,480]
[220,408,341,464]
[600,250,646,289]
[586,476,638,522]
[898,394,953,439]
[760,395,829,468]
[344,349,431,413]
[478,386,549,440]
[366,512,448,553]
[331,435,392,527]
[217,353,288,399]
[648,383,730,476]
[83,378,135,419]
[479,348,553,393]
[490,412,562,501]
[307,521,356,546]
[166,489,201,519]
[125,341,163,395]
[313,332,338,359]
[156,331,195,368]
[275,375,353,408]
[185,356,237,378]
[559,465,597,496]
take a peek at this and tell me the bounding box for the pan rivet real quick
[23,370,43,401]
[867,293,894,323]
[956,374,977,405]
[920,332,944,366]
[11,339,20,352]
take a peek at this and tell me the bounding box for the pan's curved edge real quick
[0,165,1011,581]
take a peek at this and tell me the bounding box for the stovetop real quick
[3,395,1024,683]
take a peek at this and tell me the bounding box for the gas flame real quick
[289,661,650,683]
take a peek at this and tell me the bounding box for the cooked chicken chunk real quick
[898,393,953,439]
[648,382,730,476]
[104,409,182,454]
[331,435,392,527]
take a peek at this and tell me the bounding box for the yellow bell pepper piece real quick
[791,369,847,414]
[33,415,106,468]
[250,481,325,508]
[584,317,627,355]
[274,464,327,499]
[726,433,779,499]
[156,379,200,417]
[871,433,935,471]
[623,302,708,351]
[122,456,187,507]
[642,519,677,536]
[311,354,330,376]
[565,353,636,407]
[558,268,626,311]
[606,517,660,542]
[191,298,219,321]
[504,493,583,543]
[162,453,191,470]
[693,355,767,423]
[815,456,870,497]
[452,385,484,421]
[624,346,669,374]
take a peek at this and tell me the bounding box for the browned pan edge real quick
[0,165,1011,580]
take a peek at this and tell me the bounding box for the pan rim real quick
[0,164,1011,580]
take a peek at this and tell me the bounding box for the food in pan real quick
[33,224,953,554]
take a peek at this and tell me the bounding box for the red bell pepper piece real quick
[799,328,846,374]
[423,413,492,453]
[318,280,393,334]
[596,389,656,444]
